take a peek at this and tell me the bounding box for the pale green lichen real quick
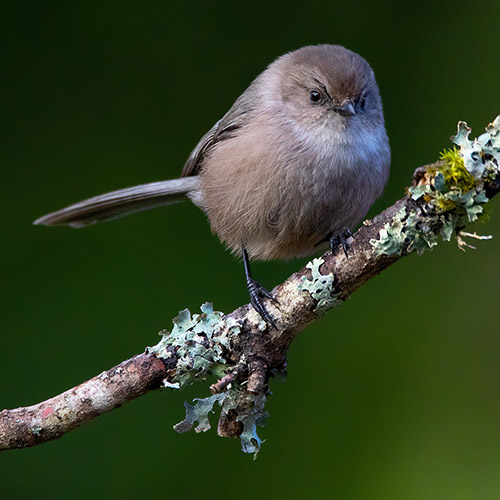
[371,206,407,256]
[452,116,500,179]
[371,116,500,257]
[235,393,268,457]
[150,303,269,456]
[149,303,238,388]
[298,257,339,312]
[371,206,439,256]
[173,385,268,458]
[173,393,225,433]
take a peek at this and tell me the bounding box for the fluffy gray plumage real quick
[35,44,390,261]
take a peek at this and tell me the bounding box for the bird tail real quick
[34,176,201,228]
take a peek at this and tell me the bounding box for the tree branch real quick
[1,116,499,454]
[0,353,174,450]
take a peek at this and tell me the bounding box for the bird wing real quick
[180,77,261,177]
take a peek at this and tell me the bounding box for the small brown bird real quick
[35,44,391,326]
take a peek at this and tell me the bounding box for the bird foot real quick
[330,228,354,257]
[246,278,278,329]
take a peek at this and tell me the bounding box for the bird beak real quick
[332,102,356,117]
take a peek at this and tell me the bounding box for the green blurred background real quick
[2,1,500,498]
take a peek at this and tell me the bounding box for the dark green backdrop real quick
[2,2,500,499]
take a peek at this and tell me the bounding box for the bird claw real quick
[247,278,278,329]
[330,228,354,257]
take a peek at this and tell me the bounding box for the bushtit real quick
[35,44,390,326]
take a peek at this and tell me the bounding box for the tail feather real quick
[34,176,200,228]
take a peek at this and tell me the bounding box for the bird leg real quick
[243,248,278,329]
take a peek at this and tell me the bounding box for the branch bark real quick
[0,191,428,451]
[1,116,499,451]
[0,353,174,450]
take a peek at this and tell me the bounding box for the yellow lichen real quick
[431,192,456,212]
[438,148,477,191]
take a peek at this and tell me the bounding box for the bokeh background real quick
[2,1,500,499]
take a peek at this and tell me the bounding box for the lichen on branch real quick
[1,116,499,456]
[370,116,500,257]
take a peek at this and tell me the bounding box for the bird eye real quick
[359,95,367,111]
[309,90,321,103]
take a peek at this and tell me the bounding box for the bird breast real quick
[199,113,389,261]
